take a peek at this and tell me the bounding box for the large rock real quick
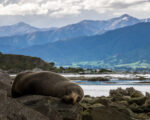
[0,70,12,96]
[0,70,83,120]
[82,105,132,120]
[110,87,144,98]
[16,95,83,120]
[0,70,12,86]
[0,91,49,120]
[128,97,146,106]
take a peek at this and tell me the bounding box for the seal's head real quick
[62,85,84,104]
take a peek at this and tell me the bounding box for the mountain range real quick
[0,14,150,69]
[0,14,148,48]
[0,22,40,37]
[10,22,150,69]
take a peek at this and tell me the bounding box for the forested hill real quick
[0,52,50,73]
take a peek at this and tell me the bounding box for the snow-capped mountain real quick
[103,14,140,30]
[0,22,42,37]
[48,14,141,42]
[0,14,149,49]
[11,22,150,69]
[142,18,150,22]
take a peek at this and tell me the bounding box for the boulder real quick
[0,70,12,96]
[146,92,150,99]
[128,97,146,106]
[0,70,12,86]
[0,91,49,120]
[109,87,144,98]
[82,105,132,120]
[140,99,150,113]
[129,103,143,113]
[16,95,83,120]
[91,96,111,106]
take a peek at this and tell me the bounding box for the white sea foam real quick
[61,73,150,79]
[11,73,150,79]
[80,85,150,97]
[10,73,150,97]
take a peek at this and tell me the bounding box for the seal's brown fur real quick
[11,71,84,104]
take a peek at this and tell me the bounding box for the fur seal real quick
[11,71,84,104]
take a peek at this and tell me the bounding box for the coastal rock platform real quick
[1,71,150,120]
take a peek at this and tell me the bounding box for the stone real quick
[82,96,94,104]
[16,95,83,120]
[0,92,49,120]
[131,91,144,98]
[82,106,132,120]
[146,92,150,98]
[135,113,149,120]
[89,103,105,110]
[91,96,111,106]
[128,97,146,106]
[109,87,144,98]
[129,103,143,113]
[0,70,12,86]
[0,70,12,96]
[0,71,12,86]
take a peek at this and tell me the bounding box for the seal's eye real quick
[77,96,81,102]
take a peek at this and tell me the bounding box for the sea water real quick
[10,74,150,97]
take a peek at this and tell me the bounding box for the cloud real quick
[110,0,150,9]
[0,0,149,17]
[0,0,150,28]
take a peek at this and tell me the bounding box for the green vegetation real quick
[0,53,50,73]
[0,52,113,73]
[71,60,150,71]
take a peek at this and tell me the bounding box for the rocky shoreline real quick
[10,72,150,81]
[82,88,150,120]
[1,71,150,120]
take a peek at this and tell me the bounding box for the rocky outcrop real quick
[0,70,12,86]
[1,71,150,120]
[17,95,83,120]
[0,70,12,96]
[81,87,150,120]
[0,91,49,120]
[68,76,109,81]
[0,70,82,120]
[81,96,132,120]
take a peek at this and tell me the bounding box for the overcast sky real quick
[0,0,150,28]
